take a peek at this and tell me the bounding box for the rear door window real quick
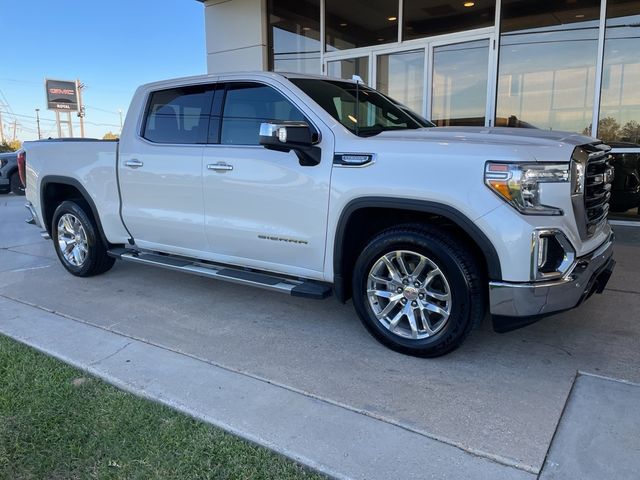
[143,85,215,144]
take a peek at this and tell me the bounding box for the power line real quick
[0,110,120,128]
[85,105,123,116]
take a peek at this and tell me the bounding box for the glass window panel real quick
[431,40,489,126]
[326,0,399,51]
[327,57,370,84]
[221,83,306,145]
[143,86,214,144]
[403,0,495,41]
[496,1,600,132]
[608,151,640,220]
[268,0,321,74]
[598,0,640,145]
[501,0,600,33]
[376,49,425,114]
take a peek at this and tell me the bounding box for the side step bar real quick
[107,248,332,300]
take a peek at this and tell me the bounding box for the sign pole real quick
[67,112,74,137]
[55,111,62,138]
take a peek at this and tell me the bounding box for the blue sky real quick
[0,0,206,141]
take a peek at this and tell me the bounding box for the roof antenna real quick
[352,75,362,136]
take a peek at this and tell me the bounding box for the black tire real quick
[10,171,25,195]
[52,200,115,277]
[352,225,484,357]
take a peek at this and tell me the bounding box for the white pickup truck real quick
[22,72,616,357]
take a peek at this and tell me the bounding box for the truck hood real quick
[375,126,598,161]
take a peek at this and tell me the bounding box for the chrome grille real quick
[583,143,614,236]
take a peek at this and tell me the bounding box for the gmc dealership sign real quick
[45,79,78,111]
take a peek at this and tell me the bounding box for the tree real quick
[620,121,640,145]
[0,140,21,153]
[595,117,621,143]
[103,131,119,140]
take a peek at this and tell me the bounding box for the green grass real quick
[0,335,324,480]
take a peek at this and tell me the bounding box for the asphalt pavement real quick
[1,194,639,478]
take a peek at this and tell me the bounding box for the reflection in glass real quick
[327,57,370,84]
[268,0,321,74]
[326,0,399,51]
[432,40,489,126]
[609,151,640,220]
[403,0,495,41]
[376,50,425,114]
[598,0,640,144]
[600,1,640,221]
[496,1,600,133]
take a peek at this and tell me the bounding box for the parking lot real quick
[2,193,640,477]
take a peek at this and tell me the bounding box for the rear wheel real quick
[10,171,25,195]
[352,225,484,357]
[52,200,115,277]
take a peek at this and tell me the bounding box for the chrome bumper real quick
[489,232,615,330]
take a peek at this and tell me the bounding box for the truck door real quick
[201,81,334,278]
[118,84,214,256]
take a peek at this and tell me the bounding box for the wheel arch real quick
[40,175,110,247]
[332,197,502,302]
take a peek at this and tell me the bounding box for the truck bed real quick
[23,138,130,245]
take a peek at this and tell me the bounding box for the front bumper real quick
[489,232,615,332]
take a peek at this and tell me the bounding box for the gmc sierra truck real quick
[21,72,616,357]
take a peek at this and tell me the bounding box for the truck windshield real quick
[290,78,433,137]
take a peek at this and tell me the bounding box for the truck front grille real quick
[582,143,614,237]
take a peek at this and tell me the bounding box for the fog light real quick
[531,230,576,280]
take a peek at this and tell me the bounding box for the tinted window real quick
[403,0,495,41]
[220,83,306,145]
[143,85,214,144]
[325,0,399,50]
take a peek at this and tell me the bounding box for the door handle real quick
[207,162,233,172]
[124,159,144,168]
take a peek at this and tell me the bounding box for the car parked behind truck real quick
[0,152,25,195]
[21,72,616,357]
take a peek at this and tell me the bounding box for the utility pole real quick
[0,111,4,143]
[12,119,17,142]
[118,109,123,132]
[76,79,85,138]
[35,108,42,139]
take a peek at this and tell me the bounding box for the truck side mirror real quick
[259,121,321,166]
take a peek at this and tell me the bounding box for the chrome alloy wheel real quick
[367,250,452,340]
[57,213,89,267]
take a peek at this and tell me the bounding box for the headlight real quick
[484,162,569,215]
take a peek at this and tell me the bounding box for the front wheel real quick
[352,226,485,357]
[52,200,115,277]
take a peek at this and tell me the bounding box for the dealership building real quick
[199,0,640,222]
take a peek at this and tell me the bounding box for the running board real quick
[107,248,331,300]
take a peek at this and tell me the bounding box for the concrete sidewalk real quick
[0,295,531,480]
